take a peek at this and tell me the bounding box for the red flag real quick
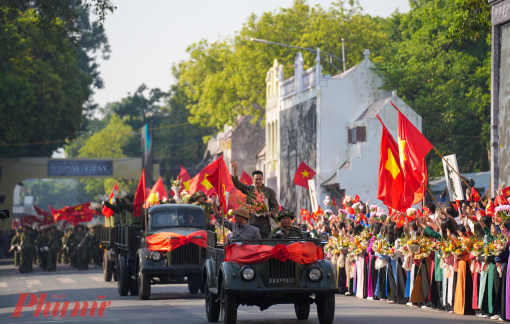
[417,208,423,218]
[294,161,316,188]
[469,187,481,202]
[422,205,431,215]
[49,205,68,221]
[134,170,146,218]
[240,170,253,185]
[503,186,510,198]
[227,189,246,211]
[377,117,406,212]
[312,205,324,220]
[206,158,230,211]
[396,213,406,228]
[332,198,338,207]
[170,166,192,197]
[451,201,459,212]
[486,199,495,216]
[145,177,168,208]
[102,183,118,218]
[188,156,234,196]
[394,102,433,205]
[495,195,502,206]
[300,208,311,222]
[353,194,360,203]
[500,194,510,205]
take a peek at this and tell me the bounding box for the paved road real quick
[0,259,490,323]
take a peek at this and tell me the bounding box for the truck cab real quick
[114,204,207,300]
[203,236,338,324]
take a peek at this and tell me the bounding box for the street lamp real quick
[250,38,345,72]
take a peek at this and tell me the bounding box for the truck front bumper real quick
[141,265,203,276]
[225,287,340,295]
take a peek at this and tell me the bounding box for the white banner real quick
[308,179,318,212]
[442,154,464,201]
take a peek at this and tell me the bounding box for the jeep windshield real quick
[150,210,205,228]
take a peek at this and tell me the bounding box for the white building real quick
[261,49,423,214]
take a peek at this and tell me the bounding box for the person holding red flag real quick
[230,158,279,238]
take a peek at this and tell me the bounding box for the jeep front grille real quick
[168,244,201,266]
[268,259,298,287]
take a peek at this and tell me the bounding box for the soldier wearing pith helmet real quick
[270,209,304,238]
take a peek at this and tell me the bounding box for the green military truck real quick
[203,236,337,324]
[101,226,118,282]
[114,204,207,299]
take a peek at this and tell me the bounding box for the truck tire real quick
[205,281,220,322]
[113,260,118,282]
[316,293,335,324]
[118,255,130,296]
[103,251,112,282]
[199,283,206,294]
[294,302,310,320]
[220,279,237,324]
[188,283,200,294]
[130,277,139,296]
[138,265,151,300]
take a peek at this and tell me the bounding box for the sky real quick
[91,0,410,108]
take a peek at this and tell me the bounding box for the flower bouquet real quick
[429,240,444,252]
[347,241,367,259]
[496,205,510,222]
[324,196,334,207]
[404,237,421,254]
[324,209,333,220]
[171,178,182,202]
[374,237,391,255]
[179,190,192,204]
[337,209,348,221]
[467,237,484,258]
[406,208,417,221]
[358,229,373,247]
[492,235,508,256]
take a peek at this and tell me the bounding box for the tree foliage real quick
[449,0,491,42]
[0,9,92,158]
[375,0,490,176]
[176,0,389,130]
[23,179,79,210]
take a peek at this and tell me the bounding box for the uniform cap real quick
[232,207,250,219]
[278,209,295,221]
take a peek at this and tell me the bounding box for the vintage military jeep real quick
[115,204,207,300]
[203,236,337,324]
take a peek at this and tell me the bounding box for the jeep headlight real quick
[308,267,322,282]
[151,251,162,261]
[241,266,255,281]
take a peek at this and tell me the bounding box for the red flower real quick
[179,236,191,246]
[272,244,290,262]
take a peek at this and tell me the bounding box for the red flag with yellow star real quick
[294,161,316,188]
[240,170,253,185]
[102,183,118,218]
[188,156,234,196]
[503,186,510,198]
[206,158,230,211]
[395,103,432,205]
[468,187,481,202]
[376,116,405,211]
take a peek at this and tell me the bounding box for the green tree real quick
[24,179,79,210]
[176,0,390,130]
[375,0,490,176]
[449,0,491,42]
[0,9,92,158]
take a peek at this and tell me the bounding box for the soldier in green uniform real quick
[64,228,74,266]
[72,224,90,270]
[46,226,61,271]
[38,228,48,270]
[10,229,21,267]
[270,209,304,239]
[190,191,215,230]
[230,159,279,238]
[29,227,37,272]
[19,225,33,273]
[89,226,101,267]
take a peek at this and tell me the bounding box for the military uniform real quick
[46,227,61,271]
[19,228,33,273]
[103,200,121,227]
[89,229,101,266]
[190,191,214,228]
[11,231,21,266]
[269,209,304,239]
[231,176,279,238]
[72,226,91,270]
[38,230,48,270]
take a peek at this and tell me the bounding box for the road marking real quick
[0,282,7,288]
[90,277,103,282]
[57,278,76,283]
[26,280,41,285]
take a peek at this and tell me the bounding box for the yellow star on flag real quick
[74,205,83,211]
[201,174,213,190]
[301,169,310,178]
[385,148,401,180]
[183,180,191,191]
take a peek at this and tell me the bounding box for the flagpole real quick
[425,186,443,215]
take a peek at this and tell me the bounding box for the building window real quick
[347,126,366,144]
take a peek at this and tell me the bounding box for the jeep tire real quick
[205,281,220,322]
[129,276,139,296]
[103,250,112,282]
[220,279,237,324]
[138,264,151,300]
[316,293,335,324]
[294,302,310,320]
[118,255,130,296]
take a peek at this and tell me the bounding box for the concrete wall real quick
[231,116,265,176]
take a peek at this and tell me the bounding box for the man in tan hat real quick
[212,204,261,239]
